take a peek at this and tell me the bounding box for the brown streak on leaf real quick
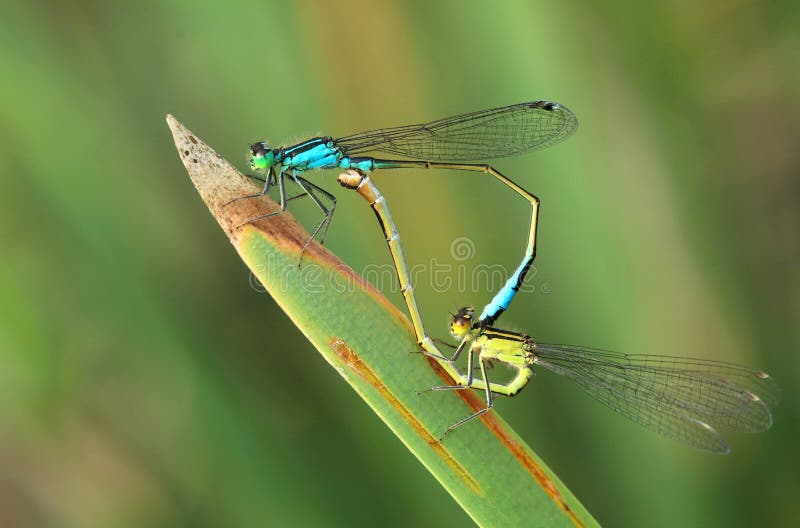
[425,356,585,528]
[331,339,481,495]
[484,416,584,528]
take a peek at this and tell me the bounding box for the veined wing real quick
[531,343,779,453]
[334,101,577,161]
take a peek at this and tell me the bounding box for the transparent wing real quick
[334,101,577,161]
[532,343,780,454]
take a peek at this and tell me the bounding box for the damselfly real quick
[237,101,577,332]
[424,307,779,452]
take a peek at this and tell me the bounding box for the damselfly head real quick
[249,141,275,172]
[450,307,475,340]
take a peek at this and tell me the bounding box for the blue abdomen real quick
[339,157,376,172]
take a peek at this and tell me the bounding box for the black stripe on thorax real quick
[482,328,527,342]
[283,137,327,156]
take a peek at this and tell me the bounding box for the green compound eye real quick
[249,142,274,171]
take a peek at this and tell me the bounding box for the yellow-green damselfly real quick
[428,306,779,452]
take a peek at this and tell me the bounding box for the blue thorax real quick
[277,137,375,173]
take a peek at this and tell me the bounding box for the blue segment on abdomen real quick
[339,157,375,172]
[478,258,530,321]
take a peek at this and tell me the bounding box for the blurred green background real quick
[1,0,798,526]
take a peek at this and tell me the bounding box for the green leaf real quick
[167,115,598,528]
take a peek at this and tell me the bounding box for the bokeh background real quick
[1,1,798,526]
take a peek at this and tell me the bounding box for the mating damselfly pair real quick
[236,101,778,453]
